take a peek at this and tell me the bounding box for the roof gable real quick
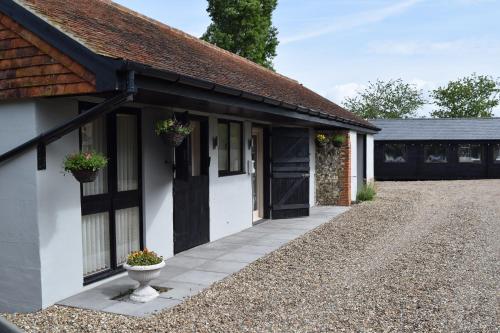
[0,12,95,99]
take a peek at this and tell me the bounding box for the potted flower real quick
[155,119,192,147]
[315,133,329,147]
[331,134,346,148]
[63,151,108,183]
[123,248,165,303]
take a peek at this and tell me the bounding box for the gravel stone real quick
[3,180,499,332]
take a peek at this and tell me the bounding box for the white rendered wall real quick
[349,131,358,202]
[0,101,42,312]
[309,128,316,207]
[209,115,253,241]
[366,134,375,183]
[36,99,83,308]
[141,107,174,259]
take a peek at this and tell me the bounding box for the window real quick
[494,144,500,164]
[384,144,407,163]
[424,144,447,163]
[218,120,243,175]
[458,144,482,163]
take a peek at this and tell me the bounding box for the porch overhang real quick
[128,64,379,134]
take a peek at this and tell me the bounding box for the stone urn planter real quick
[123,261,165,303]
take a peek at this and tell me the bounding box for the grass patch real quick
[357,183,376,202]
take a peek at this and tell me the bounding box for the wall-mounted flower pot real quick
[160,132,187,147]
[71,169,99,183]
[316,141,328,148]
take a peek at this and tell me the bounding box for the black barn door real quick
[271,127,310,219]
[173,115,210,254]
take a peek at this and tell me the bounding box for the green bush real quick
[357,183,376,202]
[63,151,107,172]
[126,248,163,266]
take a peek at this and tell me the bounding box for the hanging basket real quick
[71,169,99,183]
[160,132,187,147]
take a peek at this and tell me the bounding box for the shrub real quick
[63,151,107,172]
[357,183,376,202]
[126,248,163,266]
[155,119,192,136]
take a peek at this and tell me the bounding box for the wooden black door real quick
[173,116,210,254]
[271,127,310,219]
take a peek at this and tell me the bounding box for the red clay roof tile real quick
[16,0,375,129]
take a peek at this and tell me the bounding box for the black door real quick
[173,115,210,254]
[271,127,310,219]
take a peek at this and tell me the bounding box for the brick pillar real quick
[337,131,351,206]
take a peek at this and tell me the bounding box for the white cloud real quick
[324,82,367,105]
[281,0,422,45]
[368,38,500,56]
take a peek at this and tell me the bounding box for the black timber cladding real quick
[372,118,500,180]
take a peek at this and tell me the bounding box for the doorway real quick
[79,106,143,285]
[252,127,264,222]
[173,115,210,254]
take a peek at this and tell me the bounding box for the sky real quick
[114,0,500,117]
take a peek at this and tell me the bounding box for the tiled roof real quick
[15,0,375,129]
[371,118,500,141]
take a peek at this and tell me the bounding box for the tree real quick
[430,74,500,118]
[201,0,279,70]
[343,79,426,119]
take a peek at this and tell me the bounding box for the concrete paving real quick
[57,206,348,317]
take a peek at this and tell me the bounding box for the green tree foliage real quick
[430,74,500,118]
[201,0,279,70]
[343,79,426,119]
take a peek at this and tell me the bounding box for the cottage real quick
[371,118,500,180]
[0,0,378,313]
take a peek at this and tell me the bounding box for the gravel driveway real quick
[5,180,500,332]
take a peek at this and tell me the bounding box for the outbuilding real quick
[0,0,378,312]
[371,118,500,180]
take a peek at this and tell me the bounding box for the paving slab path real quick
[5,180,500,332]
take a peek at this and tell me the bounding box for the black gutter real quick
[0,0,122,91]
[125,62,380,133]
[0,91,133,168]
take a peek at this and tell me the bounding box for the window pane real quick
[117,114,138,191]
[115,207,141,266]
[384,144,406,163]
[458,144,482,163]
[424,144,447,163]
[493,144,500,163]
[82,117,108,196]
[229,122,242,172]
[82,212,110,276]
[218,123,228,171]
